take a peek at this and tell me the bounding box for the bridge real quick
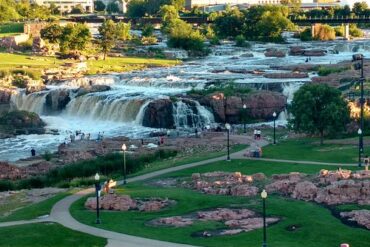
[290,16,370,39]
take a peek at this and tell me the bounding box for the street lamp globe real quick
[273,112,277,118]
[95,173,100,181]
[261,189,268,199]
[225,123,231,130]
[358,128,362,135]
[243,104,247,109]
[122,144,127,151]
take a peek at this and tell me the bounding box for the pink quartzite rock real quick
[291,181,318,201]
[230,185,259,196]
[340,210,370,229]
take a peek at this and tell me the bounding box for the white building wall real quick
[34,0,94,13]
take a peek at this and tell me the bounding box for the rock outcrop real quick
[263,72,308,79]
[340,210,370,229]
[0,110,45,135]
[142,99,175,129]
[85,194,174,212]
[289,46,326,56]
[45,89,71,112]
[264,49,286,57]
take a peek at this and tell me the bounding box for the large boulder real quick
[263,72,308,79]
[0,110,45,135]
[264,49,286,57]
[45,89,71,112]
[291,181,318,201]
[0,89,12,104]
[142,99,175,128]
[74,85,111,97]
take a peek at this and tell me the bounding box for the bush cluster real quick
[0,149,177,192]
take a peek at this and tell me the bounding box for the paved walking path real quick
[0,136,358,246]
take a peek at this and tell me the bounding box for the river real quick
[1,37,370,162]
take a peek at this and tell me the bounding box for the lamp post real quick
[273,112,277,145]
[122,144,127,184]
[225,123,231,161]
[261,189,268,247]
[353,54,365,163]
[243,104,247,133]
[94,173,101,224]
[358,128,363,167]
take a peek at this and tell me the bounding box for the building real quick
[33,0,94,13]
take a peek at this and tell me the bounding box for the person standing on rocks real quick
[31,148,36,157]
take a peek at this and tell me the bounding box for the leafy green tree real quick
[313,24,335,41]
[116,22,131,40]
[40,23,63,43]
[70,4,85,14]
[126,0,146,17]
[255,10,294,42]
[160,4,179,33]
[0,0,19,22]
[289,84,350,145]
[98,20,117,60]
[353,2,368,16]
[213,7,245,38]
[106,2,119,14]
[94,0,106,12]
[49,3,60,15]
[60,23,91,53]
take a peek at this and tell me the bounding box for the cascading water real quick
[10,90,47,114]
[64,94,147,123]
[173,100,214,128]
[282,82,303,104]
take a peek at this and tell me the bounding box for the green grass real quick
[0,223,106,247]
[0,32,21,38]
[130,144,247,177]
[263,137,362,163]
[0,23,23,34]
[70,160,367,247]
[0,53,63,70]
[86,56,180,74]
[0,191,73,222]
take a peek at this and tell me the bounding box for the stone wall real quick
[24,22,49,37]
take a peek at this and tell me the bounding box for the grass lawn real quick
[0,191,74,222]
[0,223,106,247]
[86,56,180,74]
[0,53,63,70]
[70,160,368,247]
[263,137,365,163]
[130,144,247,177]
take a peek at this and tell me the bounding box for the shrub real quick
[300,28,313,41]
[235,35,250,48]
[0,69,10,79]
[141,36,157,45]
[42,151,52,161]
[317,66,349,76]
[12,76,27,88]
[350,24,364,38]
[334,26,344,37]
[313,24,335,41]
[142,24,154,37]
[0,180,15,191]
[209,36,220,45]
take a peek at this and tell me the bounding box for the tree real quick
[70,4,85,14]
[40,23,63,43]
[0,0,19,22]
[98,20,117,60]
[313,24,335,41]
[94,0,105,12]
[289,84,350,145]
[116,22,131,40]
[213,7,245,38]
[106,2,119,14]
[160,4,179,33]
[126,0,146,17]
[353,2,368,16]
[59,23,91,53]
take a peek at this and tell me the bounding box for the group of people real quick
[66,130,91,143]
[253,129,262,140]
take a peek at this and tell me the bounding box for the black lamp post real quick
[353,54,365,163]
[243,104,247,133]
[225,123,231,161]
[261,189,268,247]
[273,112,277,145]
[122,144,127,184]
[358,128,362,167]
[94,173,101,224]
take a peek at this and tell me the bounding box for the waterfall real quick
[282,82,303,104]
[173,100,214,128]
[10,90,47,115]
[64,94,146,123]
[135,100,151,125]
